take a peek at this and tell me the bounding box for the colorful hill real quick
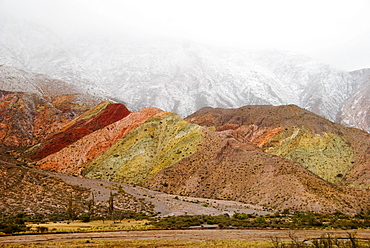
[144,129,369,215]
[186,105,370,188]
[35,107,163,175]
[82,112,203,184]
[29,102,370,215]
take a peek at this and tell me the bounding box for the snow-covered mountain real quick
[0,16,109,99]
[0,16,368,133]
[340,69,370,132]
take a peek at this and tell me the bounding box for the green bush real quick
[79,214,91,222]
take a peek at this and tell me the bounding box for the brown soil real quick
[1,229,370,245]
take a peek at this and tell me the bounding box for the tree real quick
[66,192,80,220]
[108,191,114,222]
[0,214,27,234]
[87,192,95,219]
[66,192,74,220]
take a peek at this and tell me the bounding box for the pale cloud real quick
[1,0,369,70]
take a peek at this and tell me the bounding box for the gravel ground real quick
[41,170,272,217]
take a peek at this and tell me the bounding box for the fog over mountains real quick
[0,16,369,133]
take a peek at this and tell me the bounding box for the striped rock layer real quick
[29,101,130,160]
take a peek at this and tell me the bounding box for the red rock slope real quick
[36,107,165,175]
[0,90,100,153]
[29,101,130,160]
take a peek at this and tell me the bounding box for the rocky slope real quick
[0,90,99,154]
[0,160,154,218]
[0,17,368,133]
[186,105,370,188]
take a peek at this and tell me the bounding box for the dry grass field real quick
[1,229,370,247]
[27,219,151,232]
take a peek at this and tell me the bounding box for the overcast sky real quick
[2,0,370,71]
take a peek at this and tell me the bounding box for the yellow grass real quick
[27,219,151,233]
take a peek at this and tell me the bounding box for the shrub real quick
[79,214,91,222]
[0,221,26,234]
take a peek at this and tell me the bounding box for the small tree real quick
[108,191,114,222]
[66,192,80,220]
[66,192,74,220]
[87,192,95,219]
[79,214,91,222]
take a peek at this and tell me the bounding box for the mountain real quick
[185,105,370,188]
[30,99,369,215]
[0,66,102,156]
[0,17,109,98]
[1,16,369,216]
[340,69,370,132]
[0,16,368,133]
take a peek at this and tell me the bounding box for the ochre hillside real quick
[82,112,203,184]
[144,129,369,215]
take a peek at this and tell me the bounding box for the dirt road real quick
[1,229,369,245]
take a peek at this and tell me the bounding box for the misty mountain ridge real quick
[1,71,369,215]
[0,15,369,133]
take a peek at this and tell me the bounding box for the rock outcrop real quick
[29,101,130,160]
[0,90,99,153]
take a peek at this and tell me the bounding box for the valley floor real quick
[1,229,370,246]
